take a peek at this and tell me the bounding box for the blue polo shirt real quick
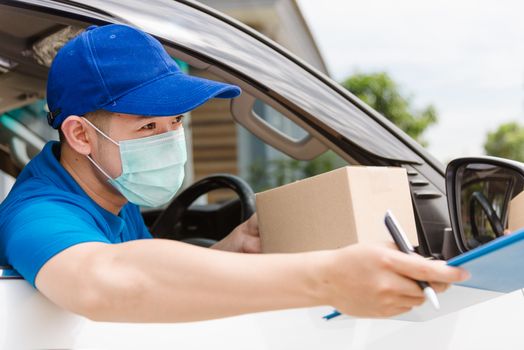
[0,141,152,287]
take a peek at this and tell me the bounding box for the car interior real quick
[0,5,348,248]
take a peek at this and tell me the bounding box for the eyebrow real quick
[132,115,184,124]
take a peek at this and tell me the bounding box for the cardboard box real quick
[256,166,419,253]
[508,190,524,232]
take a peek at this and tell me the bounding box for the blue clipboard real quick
[447,228,524,292]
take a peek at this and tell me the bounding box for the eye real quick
[141,122,156,130]
[172,115,183,124]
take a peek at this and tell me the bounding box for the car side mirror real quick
[446,157,524,253]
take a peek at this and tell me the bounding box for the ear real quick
[60,116,95,156]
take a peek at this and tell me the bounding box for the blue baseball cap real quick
[46,24,241,129]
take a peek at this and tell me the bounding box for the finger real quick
[389,306,412,316]
[384,274,447,299]
[246,227,259,238]
[382,241,398,250]
[243,235,261,254]
[242,213,256,226]
[374,306,413,318]
[380,274,424,298]
[246,214,259,237]
[393,295,426,308]
[429,282,450,293]
[388,251,470,283]
[246,228,260,238]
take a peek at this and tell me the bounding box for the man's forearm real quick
[37,240,468,322]
[44,239,328,323]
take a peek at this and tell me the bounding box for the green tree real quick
[342,72,438,146]
[484,122,524,162]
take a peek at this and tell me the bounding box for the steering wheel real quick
[151,174,256,246]
[468,191,504,247]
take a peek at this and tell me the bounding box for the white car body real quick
[2,279,524,349]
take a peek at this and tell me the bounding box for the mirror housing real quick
[446,156,524,254]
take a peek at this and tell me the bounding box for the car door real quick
[1,0,524,349]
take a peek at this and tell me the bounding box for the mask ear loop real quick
[82,117,119,146]
[82,117,119,180]
[85,154,114,180]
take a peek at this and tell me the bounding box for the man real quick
[0,24,467,322]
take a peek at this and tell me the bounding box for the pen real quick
[384,209,440,310]
[322,310,341,320]
[322,210,441,321]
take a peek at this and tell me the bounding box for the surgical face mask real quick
[84,118,187,208]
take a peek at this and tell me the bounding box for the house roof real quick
[196,0,329,75]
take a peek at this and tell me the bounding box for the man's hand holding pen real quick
[322,211,470,320]
[318,243,469,318]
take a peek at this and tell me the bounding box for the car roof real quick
[0,0,444,171]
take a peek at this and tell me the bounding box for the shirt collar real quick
[36,141,126,239]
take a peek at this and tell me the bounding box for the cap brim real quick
[101,72,241,116]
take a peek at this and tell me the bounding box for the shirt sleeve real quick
[3,200,111,288]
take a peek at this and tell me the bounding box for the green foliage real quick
[342,72,438,146]
[484,122,524,162]
[248,151,345,192]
